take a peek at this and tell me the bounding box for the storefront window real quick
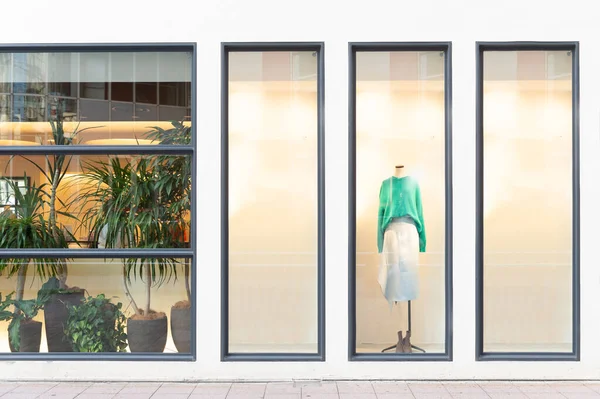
[477,45,578,357]
[350,45,451,358]
[0,46,194,358]
[223,45,324,358]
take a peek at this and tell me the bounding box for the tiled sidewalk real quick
[1,381,600,399]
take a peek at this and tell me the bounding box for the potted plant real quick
[13,102,94,352]
[64,294,127,352]
[79,121,191,353]
[79,157,176,352]
[0,177,71,350]
[0,278,60,352]
[146,121,192,353]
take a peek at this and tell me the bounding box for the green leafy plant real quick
[64,294,127,352]
[146,121,192,304]
[19,101,97,288]
[0,103,94,309]
[0,177,68,302]
[0,277,60,351]
[78,121,192,316]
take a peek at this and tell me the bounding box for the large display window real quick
[349,43,452,360]
[221,43,325,360]
[476,42,579,360]
[0,45,195,360]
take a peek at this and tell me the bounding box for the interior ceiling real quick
[0,121,191,145]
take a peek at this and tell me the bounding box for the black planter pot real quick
[44,290,85,352]
[170,306,191,353]
[9,320,42,352]
[127,316,167,352]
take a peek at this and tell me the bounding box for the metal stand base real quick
[380,300,426,354]
[381,340,426,353]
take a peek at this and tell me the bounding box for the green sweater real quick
[377,176,426,253]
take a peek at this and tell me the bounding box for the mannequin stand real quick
[381,300,426,353]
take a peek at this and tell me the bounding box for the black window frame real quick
[475,41,580,361]
[221,42,326,362]
[0,42,197,362]
[348,42,453,361]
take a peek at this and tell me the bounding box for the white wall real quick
[1,0,600,381]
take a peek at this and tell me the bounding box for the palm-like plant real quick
[19,101,95,288]
[79,155,185,316]
[78,120,190,321]
[0,177,68,303]
[145,121,192,304]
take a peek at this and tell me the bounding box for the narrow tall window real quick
[476,43,579,360]
[349,43,452,360]
[222,44,324,360]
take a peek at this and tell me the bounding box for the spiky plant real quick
[0,177,68,302]
[78,121,191,316]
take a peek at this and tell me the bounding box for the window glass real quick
[0,51,191,145]
[0,258,190,354]
[482,50,573,353]
[227,51,319,353]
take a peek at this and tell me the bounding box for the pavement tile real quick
[408,383,448,393]
[301,382,338,394]
[336,382,374,394]
[112,394,153,399]
[477,384,520,394]
[514,383,557,393]
[118,383,161,394]
[46,385,90,394]
[154,383,197,394]
[226,394,265,399]
[11,383,57,394]
[188,395,227,399]
[485,393,528,399]
[586,384,600,393]
[449,394,491,399]
[524,394,569,399]
[83,383,126,394]
[228,383,267,395]
[1,394,43,399]
[561,394,600,399]
[443,384,486,394]
[37,394,78,399]
[75,394,117,399]
[552,384,596,393]
[300,394,339,399]
[150,394,192,399]
[375,395,415,399]
[0,383,18,394]
[264,395,302,399]
[266,383,302,394]
[411,394,452,399]
[372,382,412,394]
[338,394,377,399]
[193,383,232,394]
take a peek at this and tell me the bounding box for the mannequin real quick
[377,165,426,353]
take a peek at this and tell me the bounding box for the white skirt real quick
[378,216,419,305]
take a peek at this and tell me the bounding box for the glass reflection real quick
[0,51,192,145]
